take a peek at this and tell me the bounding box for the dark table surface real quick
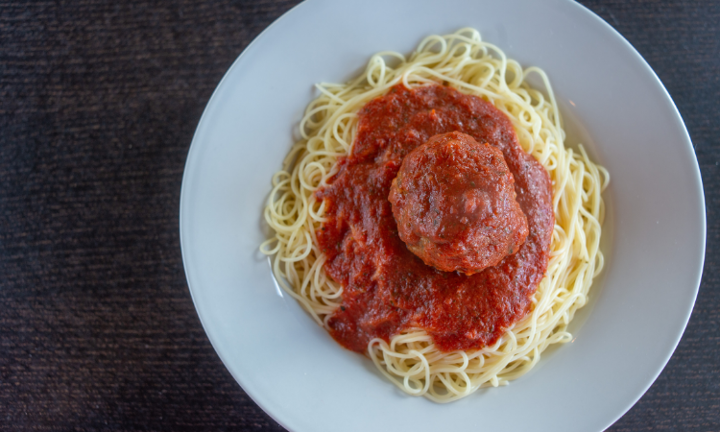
[1,0,718,430]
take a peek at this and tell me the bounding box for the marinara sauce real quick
[315,84,553,353]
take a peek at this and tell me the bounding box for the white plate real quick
[179,0,706,430]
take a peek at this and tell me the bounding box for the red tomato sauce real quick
[315,84,554,353]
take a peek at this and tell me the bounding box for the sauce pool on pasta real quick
[316,83,553,353]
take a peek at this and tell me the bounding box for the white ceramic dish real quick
[179,0,706,430]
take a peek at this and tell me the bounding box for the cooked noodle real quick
[260,28,608,403]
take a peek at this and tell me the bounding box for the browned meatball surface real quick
[388,132,529,275]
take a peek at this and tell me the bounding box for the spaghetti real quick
[261,28,608,402]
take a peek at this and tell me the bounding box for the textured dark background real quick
[1,0,717,430]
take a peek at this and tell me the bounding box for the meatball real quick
[388,132,528,275]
